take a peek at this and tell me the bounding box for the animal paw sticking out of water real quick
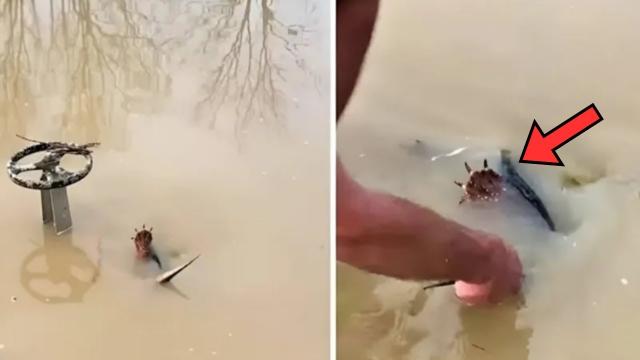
[454,159,505,205]
[132,224,162,268]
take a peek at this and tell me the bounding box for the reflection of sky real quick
[278,0,330,138]
[34,0,51,40]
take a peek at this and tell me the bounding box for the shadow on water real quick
[20,228,98,304]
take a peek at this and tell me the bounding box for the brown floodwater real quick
[338,1,640,360]
[0,0,329,359]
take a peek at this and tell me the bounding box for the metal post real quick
[8,138,98,236]
[41,189,53,224]
[40,171,72,234]
[41,187,72,235]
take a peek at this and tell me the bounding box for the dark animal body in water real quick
[132,224,162,268]
[402,139,431,158]
[499,150,556,231]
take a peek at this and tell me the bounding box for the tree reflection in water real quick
[185,0,313,137]
[0,0,319,145]
[0,0,167,146]
[46,0,166,141]
[0,0,39,145]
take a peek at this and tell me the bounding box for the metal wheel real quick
[7,138,99,190]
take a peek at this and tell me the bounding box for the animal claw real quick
[483,159,488,168]
[465,162,472,173]
[454,181,463,187]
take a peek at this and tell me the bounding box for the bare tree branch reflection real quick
[0,0,39,145]
[0,0,320,148]
[0,0,168,145]
[193,0,311,138]
[47,0,167,139]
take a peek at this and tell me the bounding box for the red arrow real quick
[519,104,603,166]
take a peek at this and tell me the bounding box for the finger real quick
[455,280,491,306]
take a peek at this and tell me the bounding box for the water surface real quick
[0,1,329,359]
[338,1,640,359]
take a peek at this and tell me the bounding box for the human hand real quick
[454,231,523,306]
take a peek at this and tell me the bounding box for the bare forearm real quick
[335,0,523,304]
[337,160,492,283]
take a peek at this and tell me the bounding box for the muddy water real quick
[338,1,640,360]
[0,1,329,359]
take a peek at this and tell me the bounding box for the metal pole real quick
[41,187,72,235]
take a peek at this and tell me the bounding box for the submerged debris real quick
[454,159,504,204]
[561,174,584,188]
[402,139,430,158]
[422,280,455,291]
[132,225,162,268]
[15,134,100,156]
[471,343,487,352]
[561,172,603,189]
[156,255,201,284]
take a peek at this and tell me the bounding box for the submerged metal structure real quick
[6,136,99,235]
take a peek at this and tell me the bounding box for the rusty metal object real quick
[7,135,99,234]
[7,135,99,190]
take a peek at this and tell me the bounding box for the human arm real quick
[337,160,522,304]
[336,0,522,304]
